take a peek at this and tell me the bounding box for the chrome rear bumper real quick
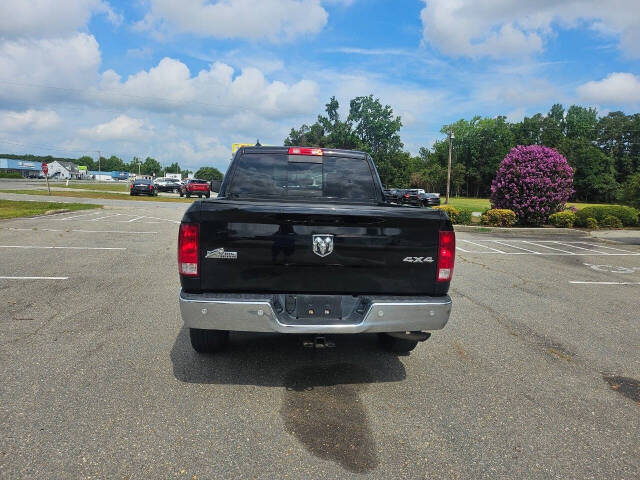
[179,290,451,334]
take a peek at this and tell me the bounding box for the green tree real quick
[561,139,618,202]
[194,167,223,182]
[619,173,640,208]
[565,105,598,141]
[141,157,162,176]
[540,104,565,148]
[77,155,96,170]
[166,162,182,175]
[348,95,403,156]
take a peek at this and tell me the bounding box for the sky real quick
[0,0,639,173]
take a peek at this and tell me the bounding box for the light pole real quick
[96,150,101,182]
[445,127,454,205]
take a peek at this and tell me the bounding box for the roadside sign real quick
[232,143,254,155]
[42,162,51,195]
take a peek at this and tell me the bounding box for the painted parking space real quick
[457,238,640,256]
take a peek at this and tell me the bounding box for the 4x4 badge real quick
[312,234,334,257]
[403,256,434,263]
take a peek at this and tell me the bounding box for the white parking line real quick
[575,242,636,253]
[570,281,640,285]
[56,211,103,221]
[89,214,123,222]
[456,239,640,256]
[126,216,145,223]
[0,276,69,280]
[491,240,541,254]
[0,245,126,250]
[7,228,156,234]
[552,241,607,254]
[521,241,576,254]
[460,239,507,253]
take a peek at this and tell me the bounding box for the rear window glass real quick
[228,154,376,201]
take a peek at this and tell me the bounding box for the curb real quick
[453,224,587,236]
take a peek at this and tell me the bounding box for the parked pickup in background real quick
[178,146,455,354]
[179,179,211,198]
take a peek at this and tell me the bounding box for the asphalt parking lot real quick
[1,200,639,479]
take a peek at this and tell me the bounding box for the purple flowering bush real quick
[490,145,574,226]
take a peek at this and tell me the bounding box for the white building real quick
[47,161,80,179]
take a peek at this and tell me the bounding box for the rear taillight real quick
[178,223,199,276]
[288,147,323,156]
[436,230,455,282]
[149,184,153,190]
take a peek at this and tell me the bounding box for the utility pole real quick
[445,126,453,204]
[96,150,101,182]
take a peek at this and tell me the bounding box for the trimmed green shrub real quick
[480,209,516,227]
[548,211,576,228]
[585,217,598,229]
[455,208,473,225]
[600,215,623,229]
[434,205,459,223]
[575,205,639,227]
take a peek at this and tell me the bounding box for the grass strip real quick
[0,199,101,220]
[0,189,195,203]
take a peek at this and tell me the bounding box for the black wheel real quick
[205,192,210,198]
[179,191,183,197]
[379,333,419,353]
[189,328,229,353]
[186,192,191,198]
[130,192,135,196]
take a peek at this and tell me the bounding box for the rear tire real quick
[205,192,210,198]
[379,333,419,353]
[179,191,183,197]
[189,328,229,353]
[186,192,191,198]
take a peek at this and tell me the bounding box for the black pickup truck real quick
[178,146,455,354]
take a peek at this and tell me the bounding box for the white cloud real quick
[95,57,319,118]
[137,0,328,42]
[0,109,62,131]
[79,115,153,141]
[0,33,101,103]
[577,72,640,105]
[420,0,640,58]
[479,78,560,107]
[0,0,120,39]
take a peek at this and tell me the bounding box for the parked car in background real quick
[180,179,210,198]
[420,192,441,206]
[154,177,182,193]
[130,178,157,196]
[406,189,441,207]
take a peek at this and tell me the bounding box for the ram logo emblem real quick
[312,234,334,257]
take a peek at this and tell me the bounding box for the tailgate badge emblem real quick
[312,234,334,257]
[206,248,237,260]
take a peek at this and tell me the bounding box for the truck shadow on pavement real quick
[170,328,407,473]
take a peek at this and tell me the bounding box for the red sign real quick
[41,162,48,175]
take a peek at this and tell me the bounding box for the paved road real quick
[1,201,639,479]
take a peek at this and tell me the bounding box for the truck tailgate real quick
[195,200,450,296]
